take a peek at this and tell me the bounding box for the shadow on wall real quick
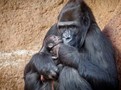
[103,14,121,90]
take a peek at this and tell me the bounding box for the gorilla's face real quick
[57,22,80,47]
[57,0,90,48]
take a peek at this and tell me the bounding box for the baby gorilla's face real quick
[47,35,63,49]
[44,35,63,60]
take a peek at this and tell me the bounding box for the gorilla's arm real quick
[29,53,58,78]
[56,25,118,90]
[58,44,116,90]
[24,52,58,90]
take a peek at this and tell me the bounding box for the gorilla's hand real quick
[59,44,80,69]
[52,44,80,69]
[40,62,59,80]
[29,53,59,80]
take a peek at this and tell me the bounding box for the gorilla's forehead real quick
[57,21,79,26]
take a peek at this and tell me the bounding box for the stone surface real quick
[103,1,121,88]
[0,0,121,89]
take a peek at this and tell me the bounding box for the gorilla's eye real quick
[69,25,76,28]
[58,26,65,29]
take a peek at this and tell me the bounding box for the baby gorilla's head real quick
[45,35,63,50]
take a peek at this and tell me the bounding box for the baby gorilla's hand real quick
[41,63,59,80]
[50,44,61,60]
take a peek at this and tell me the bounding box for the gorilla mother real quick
[45,0,119,90]
[24,0,119,90]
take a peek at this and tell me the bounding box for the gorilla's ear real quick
[82,12,90,29]
[81,1,91,29]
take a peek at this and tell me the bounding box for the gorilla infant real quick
[24,35,62,90]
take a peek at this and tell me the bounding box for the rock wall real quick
[0,0,121,90]
[103,1,121,88]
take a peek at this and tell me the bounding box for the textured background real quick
[0,0,121,90]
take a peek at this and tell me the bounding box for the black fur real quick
[24,0,119,90]
[24,36,59,90]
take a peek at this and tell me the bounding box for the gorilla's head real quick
[57,0,93,49]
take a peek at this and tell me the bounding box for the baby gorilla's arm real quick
[51,44,60,60]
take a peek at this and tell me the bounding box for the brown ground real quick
[0,0,121,89]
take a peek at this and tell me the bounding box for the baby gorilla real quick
[40,35,63,81]
[24,35,62,90]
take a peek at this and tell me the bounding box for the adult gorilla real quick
[45,0,119,90]
[24,0,118,90]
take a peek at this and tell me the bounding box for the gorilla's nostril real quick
[66,37,69,39]
[66,37,71,40]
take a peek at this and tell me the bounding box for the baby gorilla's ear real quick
[48,43,54,49]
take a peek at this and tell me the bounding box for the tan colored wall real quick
[0,0,121,90]
[103,1,121,88]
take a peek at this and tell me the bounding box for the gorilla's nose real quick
[62,30,72,43]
